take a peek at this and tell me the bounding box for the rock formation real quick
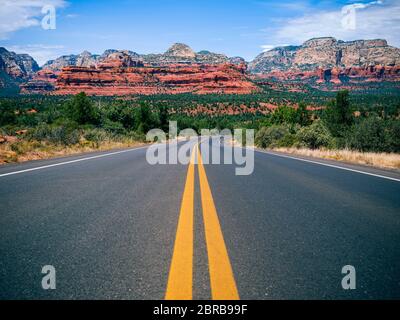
[18,45,253,95]
[20,69,59,94]
[249,37,400,73]
[141,43,246,66]
[42,44,245,71]
[42,51,100,71]
[165,43,196,59]
[52,52,257,95]
[0,47,39,79]
[42,50,144,71]
[249,37,400,84]
[3,37,400,95]
[256,64,400,85]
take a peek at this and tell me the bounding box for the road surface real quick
[0,140,399,300]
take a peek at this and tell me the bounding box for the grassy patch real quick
[0,138,145,164]
[273,147,400,170]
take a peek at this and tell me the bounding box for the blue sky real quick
[0,0,399,65]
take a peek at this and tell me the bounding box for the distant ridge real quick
[1,37,400,94]
[41,43,246,71]
[249,37,400,73]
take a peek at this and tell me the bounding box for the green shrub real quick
[28,124,80,146]
[386,120,400,153]
[278,133,297,147]
[83,129,108,143]
[346,117,400,153]
[10,140,42,155]
[296,102,311,126]
[255,125,294,148]
[17,113,38,127]
[296,121,334,149]
[0,101,17,126]
[135,102,156,133]
[82,129,110,147]
[66,92,100,125]
[102,119,125,134]
[120,108,137,130]
[322,90,354,136]
[271,106,298,124]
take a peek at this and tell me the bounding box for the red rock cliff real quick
[20,69,59,94]
[253,65,400,85]
[51,53,258,95]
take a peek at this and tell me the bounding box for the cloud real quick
[261,44,289,52]
[342,0,383,11]
[0,0,67,39]
[66,13,78,18]
[268,1,311,12]
[9,44,65,66]
[262,0,400,48]
[261,45,275,52]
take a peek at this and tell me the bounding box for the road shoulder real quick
[255,148,400,182]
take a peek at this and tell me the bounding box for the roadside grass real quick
[273,147,400,171]
[0,138,145,164]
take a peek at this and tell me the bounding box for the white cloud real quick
[261,44,289,52]
[343,0,383,11]
[262,0,400,48]
[66,13,78,18]
[9,44,65,66]
[0,0,67,39]
[261,45,274,52]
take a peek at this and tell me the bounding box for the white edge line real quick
[250,148,400,183]
[0,145,149,178]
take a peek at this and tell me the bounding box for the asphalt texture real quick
[0,141,399,300]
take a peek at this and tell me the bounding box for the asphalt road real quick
[0,140,399,300]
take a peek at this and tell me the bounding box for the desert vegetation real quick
[0,93,156,163]
[253,90,400,169]
[254,92,399,152]
[0,88,399,168]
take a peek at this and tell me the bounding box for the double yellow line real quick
[165,143,239,300]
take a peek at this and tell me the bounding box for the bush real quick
[255,125,295,148]
[120,107,137,130]
[135,102,154,133]
[28,124,80,146]
[296,102,311,126]
[271,106,298,124]
[346,117,400,153]
[0,101,17,126]
[296,121,334,149]
[386,120,400,153]
[101,102,137,130]
[66,92,100,125]
[10,141,41,155]
[102,119,125,134]
[83,129,108,143]
[322,90,354,136]
[17,113,38,127]
[82,129,110,147]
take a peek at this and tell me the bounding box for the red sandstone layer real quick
[53,63,259,96]
[253,65,400,85]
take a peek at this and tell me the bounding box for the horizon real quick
[0,0,399,65]
[2,36,399,67]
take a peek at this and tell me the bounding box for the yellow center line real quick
[165,144,196,300]
[197,144,240,300]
